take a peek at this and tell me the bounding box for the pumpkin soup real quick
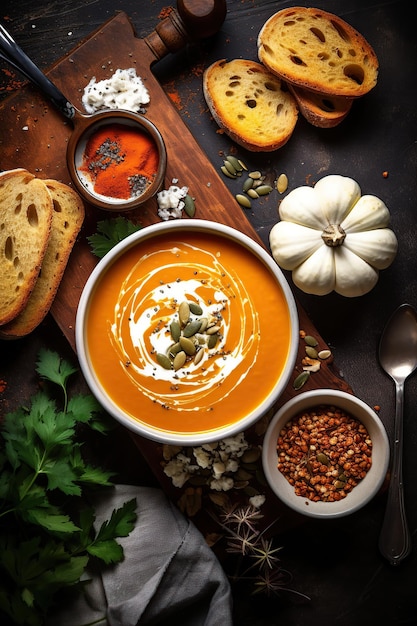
[84,228,293,436]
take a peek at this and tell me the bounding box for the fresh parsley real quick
[87,216,142,258]
[0,349,137,626]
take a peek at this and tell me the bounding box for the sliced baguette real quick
[0,168,53,326]
[0,179,85,339]
[288,84,353,128]
[203,58,298,152]
[258,7,378,99]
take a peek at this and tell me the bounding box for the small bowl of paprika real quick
[67,110,167,211]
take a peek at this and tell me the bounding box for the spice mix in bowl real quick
[262,389,390,518]
[67,110,166,211]
[76,219,299,445]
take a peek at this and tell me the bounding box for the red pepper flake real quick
[0,380,7,393]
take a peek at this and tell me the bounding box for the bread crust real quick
[258,6,378,99]
[288,84,353,128]
[0,179,85,339]
[203,58,298,152]
[0,168,53,325]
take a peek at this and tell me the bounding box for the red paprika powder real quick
[80,123,159,200]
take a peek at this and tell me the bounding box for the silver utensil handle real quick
[378,381,412,565]
[0,23,75,119]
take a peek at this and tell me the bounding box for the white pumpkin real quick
[269,175,398,297]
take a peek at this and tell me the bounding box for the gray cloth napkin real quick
[47,485,233,626]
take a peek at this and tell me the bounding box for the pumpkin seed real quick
[318,349,332,360]
[223,159,237,176]
[199,317,208,332]
[277,173,288,194]
[168,342,182,358]
[183,319,202,337]
[183,194,196,217]
[207,333,219,349]
[189,301,203,315]
[256,184,273,196]
[305,346,318,359]
[304,334,318,347]
[157,353,172,370]
[236,194,251,208]
[293,370,310,390]
[178,301,190,326]
[179,336,196,355]
[170,320,181,342]
[242,177,254,192]
[226,155,243,171]
[221,165,236,179]
[206,324,221,335]
[247,188,259,199]
[173,350,187,370]
[194,348,204,365]
[238,159,248,171]
[249,170,262,179]
[316,452,330,465]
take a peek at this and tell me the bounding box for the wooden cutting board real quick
[0,9,351,523]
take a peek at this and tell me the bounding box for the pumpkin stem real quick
[321,224,346,247]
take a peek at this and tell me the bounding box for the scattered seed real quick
[206,324,221,335]
[305,346,318,359]
[179,336,196,355]
[183,194,196,217]
[224,160,237,176]
[221,165,236,178]
[207,333,219,349]
[304,335,318,347]
[238,159,248,170]
[183,319,202,337]
[249,170,262,179]
[236,193,251,208]
[170,320,181,342]
[168,342,182,358]
[189,302,203,315]
[194,348,204,365]
[242,177,254,192]
[226,155,243,171]
[277,173,288,194]
[256,184,273,196]
[179,301,190,326]
[247,188,259,199]
[318,349,332,360]
[293,370,310,390]
[173,350,187,370]
[157,353,172,370]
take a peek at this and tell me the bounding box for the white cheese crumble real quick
[156,184,189,220]
[82,68,150,114]
[163,432,250,491]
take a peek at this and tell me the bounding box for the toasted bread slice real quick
[288,84,353,128]
[258,7,378,99]
[203,59,298,152]
[0,168,53,326]
[0,179,85,339]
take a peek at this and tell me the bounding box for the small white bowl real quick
[262,389,390,518]
[76,219,299,445]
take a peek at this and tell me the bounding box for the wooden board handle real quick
[145,0,227,60]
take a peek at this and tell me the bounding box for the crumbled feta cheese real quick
[249,494,266,509]
[157,184,189,221]
[162,432,251,491]
[82,68,150,114]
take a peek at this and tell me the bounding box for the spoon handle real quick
[0,23,75,119]
[378,381,412,565]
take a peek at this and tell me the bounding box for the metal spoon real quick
[378,303,417,565]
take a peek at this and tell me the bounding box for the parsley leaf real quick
[87,216,142,258]
[0,350,138,625]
